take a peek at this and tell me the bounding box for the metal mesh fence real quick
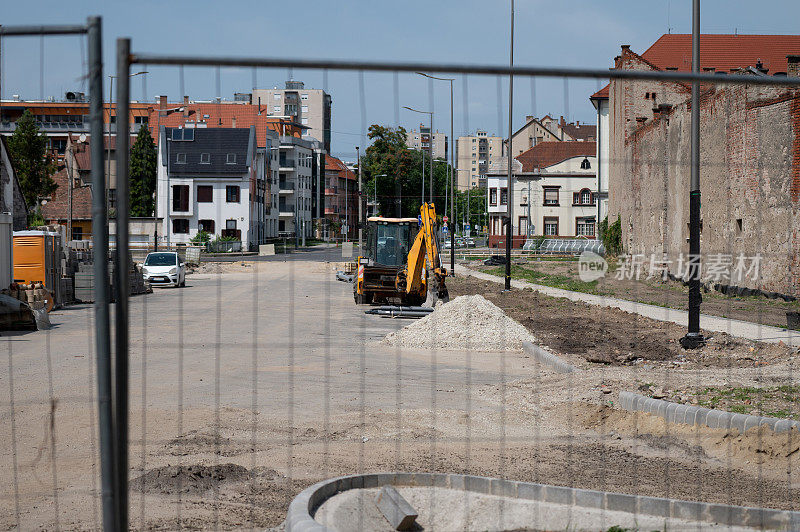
[2,14,800,532]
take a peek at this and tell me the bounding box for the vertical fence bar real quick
[114,36,132,531]
[87,15,117,531]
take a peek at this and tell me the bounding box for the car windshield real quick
[145,253,178,266]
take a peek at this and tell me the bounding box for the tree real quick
[6,109,57,207]
[361,124,450,218]
[129,125,158,217]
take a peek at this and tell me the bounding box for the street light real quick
[402,106,433,205]
[416,72,456,275]
[107,71,147,245]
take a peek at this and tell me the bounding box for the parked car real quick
[455,237,465,248]
[465,237,476,248]
[142,252,186,288]
[442,238,453,250]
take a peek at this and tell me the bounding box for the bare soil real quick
[476,259,800,330]
[449,274,798,367]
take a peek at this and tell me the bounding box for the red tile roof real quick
[591,85,609,99]
[516,141,596,172]
[325,155,356,181]
[561,123,596,141]
[640,34,800,74]
[148,103,303,148]
[41,168,93,221]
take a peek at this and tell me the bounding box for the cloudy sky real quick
[3,0,799,159]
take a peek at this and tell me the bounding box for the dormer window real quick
[580,157,591,169]
[226,153,236,164]
[175,153,186,164]
[200,153,210,164]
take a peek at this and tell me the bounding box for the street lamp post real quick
[107,71,147,223]
[416,72,455,275]
[356,146,362,251]
[402,106,434,206]
[504,0,515,291]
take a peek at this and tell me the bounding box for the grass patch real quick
[692,386,800,419]
[486,265,608,295]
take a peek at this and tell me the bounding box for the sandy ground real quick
[1,262,799,530]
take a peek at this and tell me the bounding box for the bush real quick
[191,231,212,244]
[599,216,622,256]
[214,235,238,242]
[27,212,45,228]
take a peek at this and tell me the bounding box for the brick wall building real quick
[607,35,800,295]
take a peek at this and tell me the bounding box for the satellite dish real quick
[78,134,87,143]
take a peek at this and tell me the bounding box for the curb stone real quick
[619,391,800,434]
[521,341,578,373]
[285,472,800,531]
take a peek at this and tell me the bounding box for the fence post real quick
[87,15,117,532]
[114,36,132,531]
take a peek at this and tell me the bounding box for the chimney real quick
[232,117,237,128]
[159,95,167,109]
[183,96,189,117]
[621,44,631,52]
[787,55,800,77]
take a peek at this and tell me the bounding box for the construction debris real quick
[382,294,536,351]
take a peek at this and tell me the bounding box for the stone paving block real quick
[638,496,670,517]
[448,474,465,491]
[490,478,517,498]
[516,482,543,501]
[707,503,746,526]
[375,485,418,531]
[465,475,491,494]
[543,485,573,505]
[574,488,604,509]
[606,492,636,513]
[671,499,704,521]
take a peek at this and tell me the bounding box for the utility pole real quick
[504,0,515,291]
[681,0,705,349]
[356,145,362,251]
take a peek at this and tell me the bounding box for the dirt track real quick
[2,263,799,530]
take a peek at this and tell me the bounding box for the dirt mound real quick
[131,463,251,495]
[382,294,536,351]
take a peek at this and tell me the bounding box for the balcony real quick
[324,188,338,196]
[278,206,294,217]
[324,207,339,215]
[278,182,295,194]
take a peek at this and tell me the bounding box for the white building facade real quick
[271,135,315,239]
[157,126,264,250]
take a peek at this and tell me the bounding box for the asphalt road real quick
[201,242,360,262]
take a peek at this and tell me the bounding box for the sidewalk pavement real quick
[456,265,800,347]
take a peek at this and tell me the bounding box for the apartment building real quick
[322,156,358,240]
[251,81,332,153]
[405,126,447,159]
[272,135,315,239]
[156,126,265,249]
[455,130,503,189]
[487,141,597,248]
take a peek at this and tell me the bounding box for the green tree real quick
[129,125,158,216]
[6,109,57,207]
[361,124,450,218]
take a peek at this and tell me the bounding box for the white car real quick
[142,252,186,288]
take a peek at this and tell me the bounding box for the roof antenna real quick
[667,0,671,34]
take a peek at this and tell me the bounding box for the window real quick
[171,128,193,141]
[544,217,559,236]
[200,153,210,164]
[736,218,743,232]
[172,219,189,234]
[573,188,594,206]
[543,187,560,206]
[273,105,280,113]
[198,219,215,233]
[518,216,528,236]
[273,93,280,100]
[172,185,189,212]
[226,153,236,164]
[301,105,309,112]
[226,185,240,203]
[489,188,498,206]
[107,189,117,210]
[301,118,309,125]
[580,157,591,169]
[197,185,213,203]
[134,116,148,125]
[226,219,237,230]
[500,187,508,205]
[301,94,309,100]
[576,217,595,237]
[175,153,186,164]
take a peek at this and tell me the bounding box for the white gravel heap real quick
[382,294,536,351]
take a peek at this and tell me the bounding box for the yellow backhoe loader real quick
[354,202,449,306]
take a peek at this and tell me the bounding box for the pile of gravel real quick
[382,294,536,351]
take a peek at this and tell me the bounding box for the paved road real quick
[201,242,360,263]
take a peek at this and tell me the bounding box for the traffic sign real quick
[443,215,449,223]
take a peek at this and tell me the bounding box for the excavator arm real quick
[397,203,450,304]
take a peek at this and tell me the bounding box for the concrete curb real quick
[285,472,800,531]
[619,391,800,434]
[522,341,578,373]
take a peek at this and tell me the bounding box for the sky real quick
[3,0,800,160]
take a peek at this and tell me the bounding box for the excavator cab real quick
[354,217,418,304]
[354,204,449,306]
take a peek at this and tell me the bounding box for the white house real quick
[487,141,597,248]
[590,86,610,224]
[157,126,265,250]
